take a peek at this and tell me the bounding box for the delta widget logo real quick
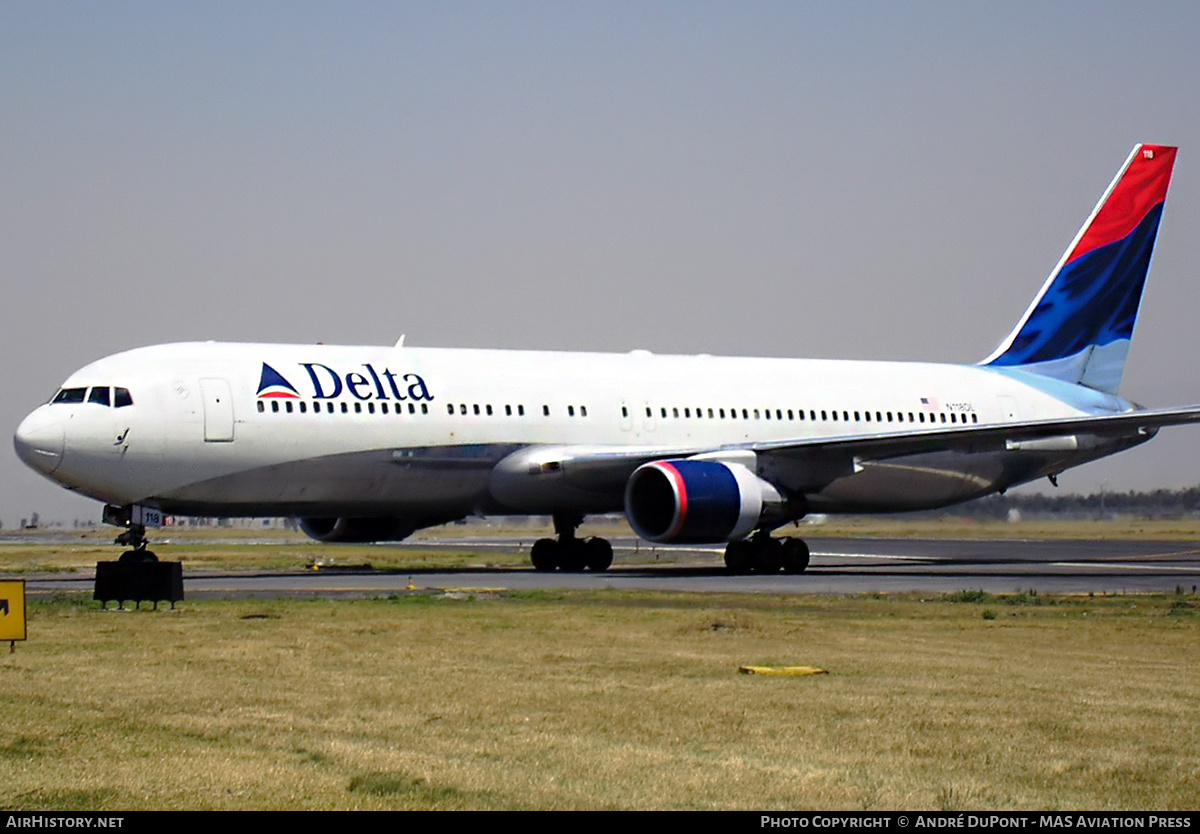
[256,364,302,399]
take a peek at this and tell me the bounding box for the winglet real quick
[981,144,1177,394]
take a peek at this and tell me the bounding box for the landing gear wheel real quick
[753,536,785,573]
[527,513,614,572]
[584,537,613,572]
[558,540,589,573]
[780,538,810,574]
[531,538,558,572]
[118,549,158,563]
[724,540,754,575]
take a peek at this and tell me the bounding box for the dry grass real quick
[1,590,1196,810]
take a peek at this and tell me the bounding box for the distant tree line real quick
[939,485,1200,520]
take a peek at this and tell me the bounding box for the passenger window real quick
[299,402,307,414]
[581,406,588,417]
[272,401,280,413]
[257,401,265,413]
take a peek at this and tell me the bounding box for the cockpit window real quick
[51,387,87,404]
[49,386,133,407]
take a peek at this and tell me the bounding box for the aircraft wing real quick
[748,404,1200,491]
[513,404,1200,499]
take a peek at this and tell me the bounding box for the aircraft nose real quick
[14,407,65,476]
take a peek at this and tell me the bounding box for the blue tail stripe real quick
[987,202,1163,367]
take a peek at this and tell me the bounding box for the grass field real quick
[1,589,1196,810]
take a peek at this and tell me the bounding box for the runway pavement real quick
[24,535,1200,597]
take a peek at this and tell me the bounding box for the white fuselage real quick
[14,341,1144,525]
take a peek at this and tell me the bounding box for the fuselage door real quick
[200,378,235,442]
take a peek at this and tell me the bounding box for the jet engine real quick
[624,459,790,544]
[298,517,415,543]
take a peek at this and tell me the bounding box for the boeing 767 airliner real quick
[14,144,1200,573]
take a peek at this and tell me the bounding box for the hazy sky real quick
[4,1,1200,525]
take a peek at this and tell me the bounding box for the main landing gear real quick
[530,513,614,573]
[723,532,809,575]
[114,523,159,563]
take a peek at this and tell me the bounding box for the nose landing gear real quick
[103,506,160,562]
[115,524,159,563]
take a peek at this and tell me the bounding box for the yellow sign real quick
[0,581,27,642]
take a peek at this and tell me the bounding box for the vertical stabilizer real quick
[982,144,1176,394]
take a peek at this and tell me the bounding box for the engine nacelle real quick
[298,517,415,543]
[624,459,789,544]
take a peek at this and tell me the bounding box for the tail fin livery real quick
[982,144,1176,394]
